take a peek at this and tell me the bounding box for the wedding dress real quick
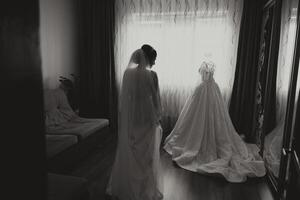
[106,49,163,200]
[164,61,266,182]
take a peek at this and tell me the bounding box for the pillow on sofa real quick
[44,88,77,127]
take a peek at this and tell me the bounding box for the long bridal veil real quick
[107,49,163,200]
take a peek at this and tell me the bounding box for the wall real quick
[39,0,78,89]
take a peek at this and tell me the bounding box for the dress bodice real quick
[199,61,215,81]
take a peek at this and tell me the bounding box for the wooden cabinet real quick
[253,0,300,199]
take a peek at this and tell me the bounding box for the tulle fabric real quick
[263,121,285,177]
[107,49,163,200]
[164,63,266,182]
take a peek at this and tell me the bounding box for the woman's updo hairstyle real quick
[141,44,157,66]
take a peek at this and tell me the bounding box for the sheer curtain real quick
[115,0,243,132]
[276,0,298,124]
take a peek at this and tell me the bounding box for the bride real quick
[106,45,163,200]
[164,61,266,183]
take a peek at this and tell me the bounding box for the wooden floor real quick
[67,134,274,200]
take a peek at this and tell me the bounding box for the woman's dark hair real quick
[141,44,157,65]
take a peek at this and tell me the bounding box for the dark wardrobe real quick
[252,0,300,199]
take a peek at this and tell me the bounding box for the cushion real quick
[46,134,78,157]
[46,118,109,140]
[44,88,77,127]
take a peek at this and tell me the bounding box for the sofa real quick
[44,88,110,173]
[47,173,90,200]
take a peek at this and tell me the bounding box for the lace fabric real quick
[199,61,216,81]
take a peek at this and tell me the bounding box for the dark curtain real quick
[229,0,263,142]
[77,0,118,132]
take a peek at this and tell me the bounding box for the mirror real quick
[282,31,300,199]
[263,0,299,184]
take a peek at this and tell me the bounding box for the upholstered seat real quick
[46,118,109,140]
[47,173,89,200]
[46,135,78,157]
[45,87,110,172]
[44,88,109,140]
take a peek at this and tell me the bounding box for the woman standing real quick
[107,44,163,200]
